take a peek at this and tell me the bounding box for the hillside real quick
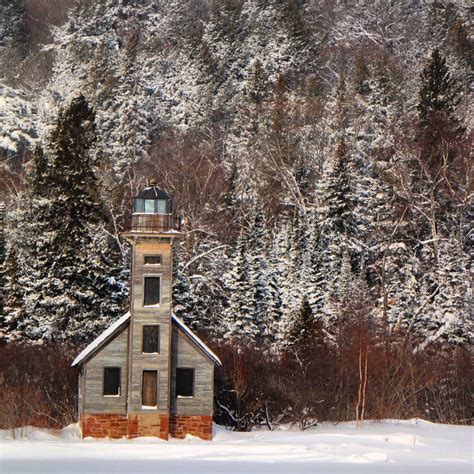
[0,1,472,427]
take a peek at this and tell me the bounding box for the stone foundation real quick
[80,414,129,439]
[128,413,169,440]
[80,413,169,440]
[169,415,213,440]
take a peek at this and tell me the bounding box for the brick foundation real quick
[81,414,129,439]
[80,413,169,440]
[169,415,213,440]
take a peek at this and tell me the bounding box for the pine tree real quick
[285,295,322,350]
[172,245,197,326]
[247,202,269,340]
[112,28,151,177]
[5,96,128,343]
[305,211,324,313]
[0,246,26,341]
[245,59,269,109]
[414,237,471,349]
[417,48,460,128]
[267,220,292,342]
[224,230,257,342]
[266,243,284,346]
[320,137,354,237]
[0,0,27,82]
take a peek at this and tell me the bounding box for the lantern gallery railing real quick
[130,214,181,233]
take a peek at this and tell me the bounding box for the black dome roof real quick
[135,186,171,200]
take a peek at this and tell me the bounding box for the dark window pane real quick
[103,367,121,396]
[142,370,158,406]
[144,277,160,306]
[143,326,160,353]
[144,255,161,265]
[176,368,194,397]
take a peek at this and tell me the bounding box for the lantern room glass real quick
[144,199,155,213]
[133,198,171,214]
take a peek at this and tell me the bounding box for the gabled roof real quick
[71,312,222,367]
[172,314,222,366]
[72,312,131,367]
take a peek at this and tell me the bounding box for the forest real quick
[0,0,472,430]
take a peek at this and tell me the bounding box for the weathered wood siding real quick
[170,328,214,416]
[83,326,129,414]
[128,238,174,413]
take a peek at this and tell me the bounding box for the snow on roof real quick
[172,314,222,366]
[71,312,221,367]
[71,312,131,367]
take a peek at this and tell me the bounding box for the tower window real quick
[143,325,160,353]
[156,199,169,214]
[103,367,121,396]
[144,276,161,306]
[142,370,158,407]
[144,199,155,213]
[176,368,195,397]
[144,255,162,265]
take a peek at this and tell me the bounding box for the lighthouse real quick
[72,180,221,440]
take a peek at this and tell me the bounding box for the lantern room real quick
[129,180,180,233]
[133,180,172,215]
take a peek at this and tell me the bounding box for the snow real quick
[71,312,130,367]
[0,420,471,473]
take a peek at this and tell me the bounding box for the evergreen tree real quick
[305,211,324,313]
[266,243,284,346]
[172,245,197,325]
[320,137,355,237]
[286,295,322,350]
[224,230,257,342]
[4,96,128,343]
[247,202,269,340]
[417,48,460,128]
[245,59,269,110]
[414,237,471,349]
[0,0,27,82]
[0,245,26,341]
[112,28,151,177]
[286,210,310,313]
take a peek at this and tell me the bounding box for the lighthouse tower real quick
[73,180,220,440]
[121,179,181,435]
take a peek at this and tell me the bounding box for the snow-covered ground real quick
[0,420,472,473]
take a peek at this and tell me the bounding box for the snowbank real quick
[0,420,472,473]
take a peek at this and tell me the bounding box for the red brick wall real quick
[169,415,213,440]
[80,413,170,440]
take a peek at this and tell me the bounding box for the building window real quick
[144,276,160,306]
[176,368,194,397]
[103,367,121,396]
[142,370,158,407]
[144,255,162,265]
[143,326,160,353]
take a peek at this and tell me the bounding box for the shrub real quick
[0,343,79,430]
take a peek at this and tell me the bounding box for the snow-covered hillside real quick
[0,420,472,474]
